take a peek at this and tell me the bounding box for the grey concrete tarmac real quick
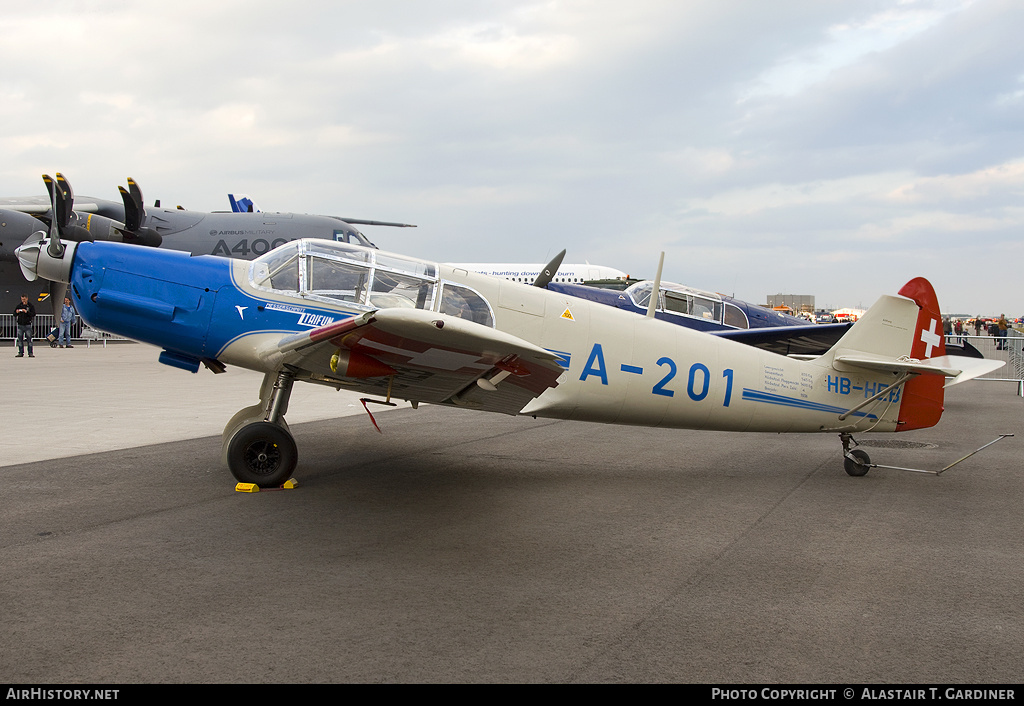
[1,343,1022,683]
[1,342,389,466]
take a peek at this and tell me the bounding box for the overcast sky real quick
[2,0,1021,313]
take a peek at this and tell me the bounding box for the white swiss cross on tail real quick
[896,277,946,432]
[920,318,941,358]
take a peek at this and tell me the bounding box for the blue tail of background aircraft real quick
[227,194,261,213]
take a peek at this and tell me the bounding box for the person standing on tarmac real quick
[13,294,35,358]
[58,297,76,349]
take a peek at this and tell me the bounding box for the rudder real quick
[895,277,945,431]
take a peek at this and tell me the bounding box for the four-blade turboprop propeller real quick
[116,177,163,247]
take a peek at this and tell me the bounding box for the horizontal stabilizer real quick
[833,353,1004,384]
[933,355,1005,387]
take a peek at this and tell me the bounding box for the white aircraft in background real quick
[446,261,627,285]
[228,193,629,285]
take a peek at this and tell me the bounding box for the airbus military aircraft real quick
[17,233,1003,488]
[1,174,410,312]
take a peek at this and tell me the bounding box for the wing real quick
[262,308,564,415]
[0,196,107,214]
[714,322,852,356]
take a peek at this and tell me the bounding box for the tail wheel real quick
[226,421,297,488]
[844,449,871,477]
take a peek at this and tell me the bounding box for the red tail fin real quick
[896,277,945,431]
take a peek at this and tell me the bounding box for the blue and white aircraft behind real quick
[546,279,855,357]
[548,279,806,330]
[16,234,1003,488]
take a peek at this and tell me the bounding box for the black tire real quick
[226,421,297,487]
[844,449,871,477]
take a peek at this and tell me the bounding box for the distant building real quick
[766,294,815,314]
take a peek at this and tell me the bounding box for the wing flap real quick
[273,308,563,414]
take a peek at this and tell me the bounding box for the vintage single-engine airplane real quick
[16,234,1004,487]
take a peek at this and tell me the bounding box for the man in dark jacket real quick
[13,294,35,357]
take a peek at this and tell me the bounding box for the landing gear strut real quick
[840,433,872,477]
[223,370,298,487]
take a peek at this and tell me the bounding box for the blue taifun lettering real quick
[298,312,336,328]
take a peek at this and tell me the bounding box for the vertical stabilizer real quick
[821,277,946,432]
[228,194,260,213]
[895,277,945,431]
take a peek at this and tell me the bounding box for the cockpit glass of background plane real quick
[629,282,655,309]
[724,303,749,329]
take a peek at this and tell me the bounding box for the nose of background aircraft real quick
[0,208,46,263]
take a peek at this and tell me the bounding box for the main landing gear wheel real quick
[844,449,871,477]
[226,421,297,488]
